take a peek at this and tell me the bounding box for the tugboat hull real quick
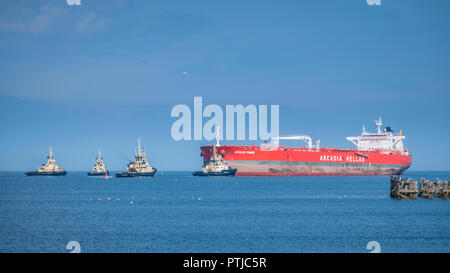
[87,172,109,176]
[25,171,67,176]
[115,169,157,178]
[193,168,237,177]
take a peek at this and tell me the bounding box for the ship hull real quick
[200,145,412,177]
[115,169,157,178]
[226,162,409,176]
[193,168,237,177]
[25,171,67,176]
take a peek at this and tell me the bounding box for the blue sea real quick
[0,171,449,253]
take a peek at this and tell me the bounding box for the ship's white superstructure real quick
[38,147,64,172]
[90,150,107,174]
[127,138,156,173]
[346,118,407,153]
[202,144,233,173]
[194,127,237,176]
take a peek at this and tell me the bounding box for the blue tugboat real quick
[193,129,237,177]
[115,138,157,178]
[192,168,237,177]
[25,147,67,176]
[87,150,110,176]
[115,170,156,177]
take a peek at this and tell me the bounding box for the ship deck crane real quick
[272,135,319,150]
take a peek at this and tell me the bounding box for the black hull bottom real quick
[193,168,237,177]
[115,169,157,178]
[25,171,67,176]
[87,172,109,176]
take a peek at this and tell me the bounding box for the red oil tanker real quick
[200,118,412,176]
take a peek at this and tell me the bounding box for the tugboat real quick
[115,138,157,178]
[87,150,109,176]
[25,147,67,176]
[193,129,237,177]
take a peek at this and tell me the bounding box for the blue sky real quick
[0,0,449,171]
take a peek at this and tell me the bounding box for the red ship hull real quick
[200,145,412,176]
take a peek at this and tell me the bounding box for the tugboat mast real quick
[137,137,141,155]
[47,147,57,165]
[215,126,221,147]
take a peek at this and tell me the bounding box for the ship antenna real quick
[98,149,102,159]
[215,126,221,147]
[49,147,53,159]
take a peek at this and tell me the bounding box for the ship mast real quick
[48,147,56,163]
[215,126,221,147]
[375,117,382,134]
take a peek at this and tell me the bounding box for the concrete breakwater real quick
[390,176,449,200]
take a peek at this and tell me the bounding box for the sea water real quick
[0,171,449,253]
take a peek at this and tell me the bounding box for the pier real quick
[391,176,449,200]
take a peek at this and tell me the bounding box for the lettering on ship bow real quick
[319,155,365,163]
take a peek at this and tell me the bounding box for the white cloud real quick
[75,13,111,33]
[0,6,64,34]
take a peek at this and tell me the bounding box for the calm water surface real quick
[0,171,449,253]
